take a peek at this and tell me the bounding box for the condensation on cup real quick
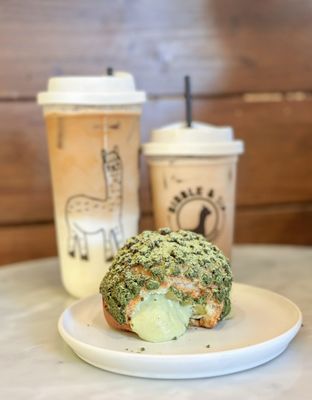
[143,122,244,259]
[38,72,146,297]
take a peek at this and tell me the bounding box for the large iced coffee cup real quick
[38,72,145,297]
[143,122,244,259]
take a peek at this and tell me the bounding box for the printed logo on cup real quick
[167,186,226,241]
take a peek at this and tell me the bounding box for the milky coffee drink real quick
[143,122,244,259]
[38,73,145,297]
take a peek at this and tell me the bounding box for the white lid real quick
[142,122,244,156]
[37,71,146,106]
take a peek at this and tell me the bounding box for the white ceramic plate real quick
[58,283,302,379]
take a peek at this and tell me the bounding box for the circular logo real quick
[167,188,225,240]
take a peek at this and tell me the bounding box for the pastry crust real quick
[102,298,131,331]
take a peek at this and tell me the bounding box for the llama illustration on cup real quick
[188,205,211,237]
[65,146,124,262]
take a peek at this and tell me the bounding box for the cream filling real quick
[192,302,217,319]
[130,294,192,342]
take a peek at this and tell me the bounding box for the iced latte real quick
[143,122,244,259]
[38,73,145,297]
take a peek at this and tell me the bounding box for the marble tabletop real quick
[0,245,311,399]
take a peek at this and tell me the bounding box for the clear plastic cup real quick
[38,72,145,297]
[142,122,244,259]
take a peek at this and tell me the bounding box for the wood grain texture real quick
[0,223,57,266]
[1,97,312,224]
[235,204,312,244]
[2,203,311,266]
[0,103,53,223]
[141,203,312,245]
[2,0,312,96]
[141,96,312,211]
[1,0,312,266]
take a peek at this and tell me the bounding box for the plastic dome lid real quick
[37,71,146,106]
[142,122,244,156]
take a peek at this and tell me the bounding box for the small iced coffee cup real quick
[38,72,145,297]
[142,122,244,259]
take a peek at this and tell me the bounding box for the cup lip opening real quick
[41,105,143,116]
[37,92,146,106]
[145,155,240,165]
[142,141,244,157]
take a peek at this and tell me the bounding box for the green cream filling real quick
[130,294,192,342]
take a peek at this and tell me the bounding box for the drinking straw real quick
[107,67,114,76]
[184,75,193,127]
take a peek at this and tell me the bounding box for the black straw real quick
[184,75,192,127]
[107,67,114,76]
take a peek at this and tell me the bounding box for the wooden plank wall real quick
[0,0,311,265]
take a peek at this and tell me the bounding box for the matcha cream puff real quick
[99,228,232,342]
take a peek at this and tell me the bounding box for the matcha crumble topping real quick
[99,228,232,325]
